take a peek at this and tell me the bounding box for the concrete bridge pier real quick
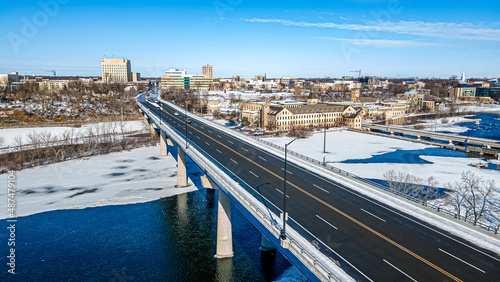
[215,190,233,258]
[260,234,276,252]
[176,148,188,188]
[150,123,158,138]
[160,130,168,156]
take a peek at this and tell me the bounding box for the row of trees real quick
[1,122,152,172]
[384,170,499,230]
[2,80,145,122]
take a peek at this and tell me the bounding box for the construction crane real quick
[46,70,56,76]
[350,70,361,83]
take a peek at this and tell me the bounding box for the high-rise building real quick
[161,69,212,91]
[101,58,131,82]
[202,64,213,79]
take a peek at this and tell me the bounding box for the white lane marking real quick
[438,249,486,273]
[361,208,386,222]
[216,149,222,154]
[289,217,373,282]
[208,130,212,133]
[196,136,200,139]
[383,259,417,282]
[249,171,259,178]
[189,131,193,134]
[200,126,204,129]
[316,214,338,230]
[228,140,234,144]
[258,156,267,161]
[205,142,210,145]
[313,184,329,193]
[241,147,248,152]
[217,135,222,138]
[230,158,237,164]
[275,188,290,198]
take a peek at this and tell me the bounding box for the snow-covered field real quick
[0,120,146,148]
[266,130,499,186]
[0,146,196,219]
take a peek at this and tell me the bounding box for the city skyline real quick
[1,0,499,78]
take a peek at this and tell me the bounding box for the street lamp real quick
[280,137,299,241]
[319,112,327,165]
[159,104,162,126]
[184,99,192,149]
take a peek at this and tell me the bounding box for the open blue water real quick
[0,189,292,281]
[444,112,500,140]
[341,147,465,165]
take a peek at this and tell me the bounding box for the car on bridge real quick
[174,112,179,116]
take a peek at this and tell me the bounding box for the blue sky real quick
[1,0,499,78]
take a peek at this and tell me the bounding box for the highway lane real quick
[142,96,500,281]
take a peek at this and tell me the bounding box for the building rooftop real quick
[287,104,347,114]
[357,97,378,103]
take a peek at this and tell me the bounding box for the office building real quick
[0,72,19,85]
[202,64,213,79]
[161,69,212,91]
[101,58,131,82]
[449,84,476,98]
[131,72,141,82]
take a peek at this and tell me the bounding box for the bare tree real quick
[383,170,440,202]
[445,171,498,225]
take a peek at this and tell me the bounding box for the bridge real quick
[136,92,500,281]
[364,124,500,152]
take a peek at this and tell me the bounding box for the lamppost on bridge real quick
[318,111,327,165]
[159,104,162,126]
[185,100,191,149]
[280,137,299,242]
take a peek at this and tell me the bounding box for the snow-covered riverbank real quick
[0,146,195,219]
[0,120,146,148]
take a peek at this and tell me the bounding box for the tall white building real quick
[101,58,131,82]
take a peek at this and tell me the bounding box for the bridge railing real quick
[138,102,352,282]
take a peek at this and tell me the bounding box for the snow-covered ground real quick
[266,130,499,186]
[459,104,500,113]
[0,120,146,148]
[0,145,196,219]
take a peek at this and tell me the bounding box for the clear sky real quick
[1,0,499,79]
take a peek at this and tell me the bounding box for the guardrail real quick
[138,101,349,282]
